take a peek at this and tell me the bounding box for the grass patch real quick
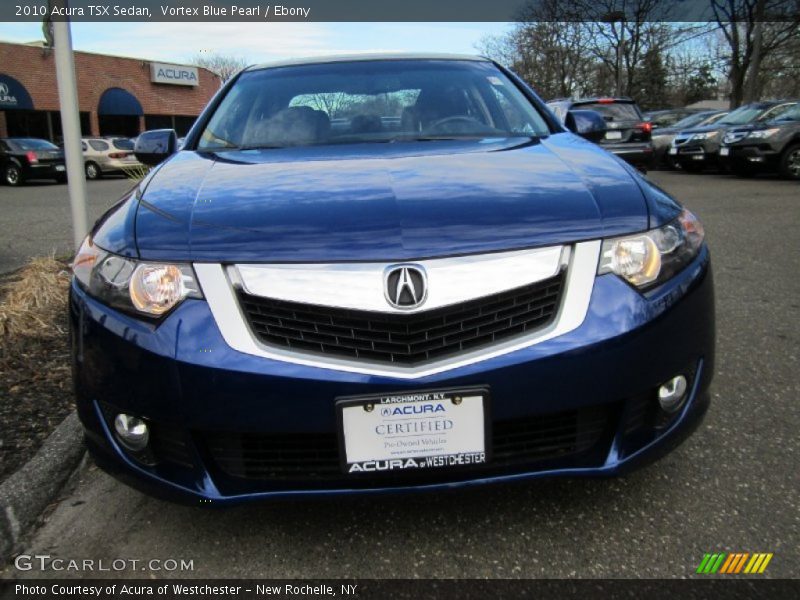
[0,256,71,339]
[121,164,151,183]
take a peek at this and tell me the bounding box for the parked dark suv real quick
[547,97,653,170]
[719,102,800,179]
[670,101,797,173]
[0,137,66,185]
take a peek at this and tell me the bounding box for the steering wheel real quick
[428,115,485,134]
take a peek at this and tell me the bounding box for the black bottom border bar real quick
[2,579,799,600]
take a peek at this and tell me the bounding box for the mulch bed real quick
[0,258,74,482]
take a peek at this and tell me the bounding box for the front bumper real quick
[70,248,714,503]
[671,141,719,165]
[719,144,780,171]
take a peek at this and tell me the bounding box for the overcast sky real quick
[0,22,511,64]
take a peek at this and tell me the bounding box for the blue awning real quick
[98,87,143,116]
[0,74,34,110]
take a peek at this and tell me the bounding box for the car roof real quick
[247,53,489,71]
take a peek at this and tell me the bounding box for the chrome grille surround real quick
[194,240,601,379]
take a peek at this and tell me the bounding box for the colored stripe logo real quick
[696,552,773,574]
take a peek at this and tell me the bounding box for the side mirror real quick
[134,129,177,166]
[565,109,607,143]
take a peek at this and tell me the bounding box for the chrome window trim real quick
[194,240,600,379]
[234,245,565,314]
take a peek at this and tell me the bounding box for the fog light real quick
[658,375,688,413]
[113,413,150,452]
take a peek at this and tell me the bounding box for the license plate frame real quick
[668,147,678,155]
[336,386,491,475]
[605,130,623,140]
[720,147,730,156]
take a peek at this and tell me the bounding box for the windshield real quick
[719,105,768,125]
[670,112,716,130]
[14,138,59,151]
[197,60,550,151]
[576,102,641,122]
[766,103,799,121]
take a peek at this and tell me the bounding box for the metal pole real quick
[52,17,89,249]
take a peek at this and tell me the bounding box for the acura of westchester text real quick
[70,54,715,504]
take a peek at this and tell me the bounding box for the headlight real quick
[746,128,779,139]
[598,209,705,289]
[691,131,719,141]
[72,236,202,316]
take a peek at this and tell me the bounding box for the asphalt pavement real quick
[0,177,135,274]
[1,170,798,579]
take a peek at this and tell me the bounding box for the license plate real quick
[55,165,66,171]
[337,387,489,475]
[605,130,623,140]
[668,147,678,155]
[720,147,730,156]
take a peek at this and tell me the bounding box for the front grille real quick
[237,271,565,366]
[202,405,612,484]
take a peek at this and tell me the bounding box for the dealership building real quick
[0,40,220,141]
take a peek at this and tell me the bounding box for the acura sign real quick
[150,62,199,87]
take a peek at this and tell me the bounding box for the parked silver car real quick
[81,137,142,179]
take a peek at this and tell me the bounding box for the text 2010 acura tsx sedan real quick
[70,54,714,503]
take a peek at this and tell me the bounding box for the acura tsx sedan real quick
[70,54,714,503]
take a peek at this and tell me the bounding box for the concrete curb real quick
[0,411,84,563]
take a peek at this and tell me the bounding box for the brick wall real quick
[0,41,220,135]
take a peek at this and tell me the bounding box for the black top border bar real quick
[4,0,800,22]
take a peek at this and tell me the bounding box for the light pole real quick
[51,4,89,249]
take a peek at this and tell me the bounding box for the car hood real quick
[133,135,650,262]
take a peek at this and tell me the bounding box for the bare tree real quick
[710,0,800,107]
[477,0,596,99]
[192,53,248,82]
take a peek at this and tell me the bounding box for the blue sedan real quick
[69,54,714,503]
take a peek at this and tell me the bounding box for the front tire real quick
[779,144,800,180]
[3,163,22,186]
[85,161,102,180]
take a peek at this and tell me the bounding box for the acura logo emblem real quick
[384,265,427,309]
